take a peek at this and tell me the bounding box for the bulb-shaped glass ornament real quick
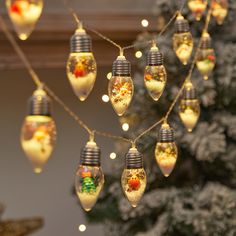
[108,52,134,116]
[144,43,167,101]
[6,0,43,40]
[121,147,146,207]
[173,13,193,65]
[67,23,97,101]
[21,88,56,173]
[155,123,178,177]
[75,140,104,212]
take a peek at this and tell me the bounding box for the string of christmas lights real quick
[0,0,227,210]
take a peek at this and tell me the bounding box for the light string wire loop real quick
[64,0,187,53]
[0,0,212,150]
[133,7,212,145]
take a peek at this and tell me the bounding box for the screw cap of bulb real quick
[175,14,190,33]
[80,141,101,166]
[28,89,51,116]
[200,33,212,49]
[71,28,92,53]
[125,147,143,169]
[159,123,175,143]
[112,55,131,76]
[182,81,197,100]
[147,45,164,66]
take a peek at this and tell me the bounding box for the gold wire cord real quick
[64,0,186,53]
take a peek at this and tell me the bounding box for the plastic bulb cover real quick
[67,52,97,101]
[108,76,134,116]
[6,0,43,40]
[211,0,228,25]
[196,48,215,80]
[75,165,104,211]
[179,99,200,132]
[173,32,193,65]
[121,168,146,207]
[188,0,207,21]
[144,65,167,101]
[21,115,56,173]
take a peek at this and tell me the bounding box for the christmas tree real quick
[84,1,236,235]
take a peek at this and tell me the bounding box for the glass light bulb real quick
[6,0,43,40]
[188,0,207,21]
[144,65,167,101]
[155,142,178,177]
[211,0,228,25]
[75,165,104,212]
[196,48,215,80]
[108,76,134,116]
[21,115,56,173]
[179,99,200,132]
[67,52,97,101]
[121,168,146,207]
[173,32,193,65]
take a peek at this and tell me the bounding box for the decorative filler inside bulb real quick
[211,0,228,25]
[196,32,216,80]
[108,54,134,116]
[188,0,207,21]
[121,147,146,207]
[75,141,104,212]
[67,25,97,101]
[173,14,193,65]
[6,0,43,40]
[179,81,200,132]
[155,123,178,177]
[21,88,56,173]
[144,43,167,101]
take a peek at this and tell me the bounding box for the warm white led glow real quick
[106,72,112,80]
[141,19,149,28]
[135,51,143,58]
[110,152,117,160]
[78,224,86,232]
[102,94,109,103]
[122,123,129,131]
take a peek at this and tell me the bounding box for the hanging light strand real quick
[0,2,212,149]
[64,0,187,52]
[133,8,212,144]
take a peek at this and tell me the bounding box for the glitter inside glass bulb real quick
[173,32,193,65]
[67,53,97,101]
[188,0,208,21]
[75,165,104,211]
[108,76,133,116]
[173,14,193,65]
[155,123,178,177]
[211,0,228,25]
[179,99,200,132]
[75,141,104,212]
[121,168,146,207]
[179,81,200,132]
[196,33,215,80]
[144,65,166,101]
[21,115,56,173]
[121,148,146,207]
[6,0,43,40]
